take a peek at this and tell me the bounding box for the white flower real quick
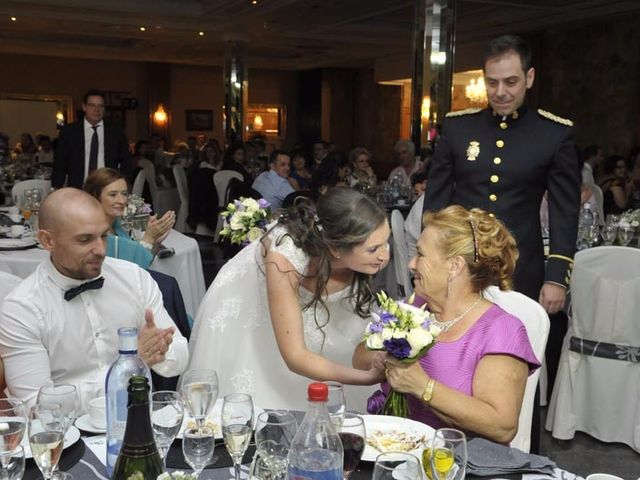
[391,330,407,340]
[366,333,384,350]
[406,328,434,357]
[243,198,260,212]
[247,227,264,242]
[230,216,244,231]
[381,328,393,341]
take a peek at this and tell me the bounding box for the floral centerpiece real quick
[219,197,271,245]
[157,472,199,480]
[363,291,442,417]
[617,209,640,229]
[121,194,152,241]
[124,193,152,218]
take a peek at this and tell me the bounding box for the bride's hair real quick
[276,187,387,321]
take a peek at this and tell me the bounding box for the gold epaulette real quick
[537,109,573,127]
[445,108,482,118]
[547,254,574,263]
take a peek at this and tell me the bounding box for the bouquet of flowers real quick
[219,197,271,245]
[617,209,640,229]
[363,291,442,417]
[124,193,152,218]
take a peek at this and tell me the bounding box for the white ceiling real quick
[0,0,639,70]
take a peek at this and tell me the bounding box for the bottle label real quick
[119,441,160,459]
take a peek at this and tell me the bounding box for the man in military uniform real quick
[424,34,580,314]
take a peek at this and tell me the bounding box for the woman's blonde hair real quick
[423,205,519,291]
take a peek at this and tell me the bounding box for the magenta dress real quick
[374,303,540,431]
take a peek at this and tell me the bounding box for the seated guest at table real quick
[388,139,422,187]
[599,155,633,215]
[348,147,377,187]
[188,187,389,411]
[84,168,175,268]
[35,135,55,166]
[0,188,188,407]
[252,150,295,210]
[288,151,312,191]
[222,143,252,185]
[628,147,640,209]
[354,205,539,443]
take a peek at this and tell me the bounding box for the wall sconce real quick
[421,97,430,120]
[253,114,264,130]
[55,111,65,128]
[153,104,168,124]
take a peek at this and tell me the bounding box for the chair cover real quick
[173,165,190,233]
[591,184,605,226]
[11,179,51,208]
[390,209,412,298]
[138,159,179,216]
[546,246,640,452]
[131,169,145,198]
[483,286,550,453]
[212,170,243,242]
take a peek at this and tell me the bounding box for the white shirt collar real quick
[45,256,103,292]
[83,118,103,130]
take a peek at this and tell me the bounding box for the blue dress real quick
[107,219,153,269]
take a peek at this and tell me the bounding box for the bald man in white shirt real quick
[0,188,188,406]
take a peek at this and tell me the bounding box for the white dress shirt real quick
[0,257,188,407]
[83,118,105,177]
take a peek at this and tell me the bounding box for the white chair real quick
[211,170,243,242]
[138,159,179,216]
[483,285,550,453]
[546,246,640,452]
[131,169,145,198]
[390,209,412,298]
[11,179,51,208]
[590,184,605,226]
[173,165,191,233]
[0,271,22,302]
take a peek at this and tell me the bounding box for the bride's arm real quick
[265,250,381,386]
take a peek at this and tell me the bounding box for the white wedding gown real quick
[188,226,378,412]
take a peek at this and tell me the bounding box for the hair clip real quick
[468,219,479,263]
[313,214,324,232]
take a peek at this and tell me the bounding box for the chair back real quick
[390,209,412,297]
[11,179,51,208]
[138,159,158,197]
[213,171,243,208]
[173,165,190,232]
[0,271,22,303]
[131,169,145,198]
[590,184,605,226]
[483,285,550,453]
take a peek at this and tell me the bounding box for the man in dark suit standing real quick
[52,89,131,188]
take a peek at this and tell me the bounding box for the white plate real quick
[0,237,37,250]
[361,415,434,462]
[21,425,81,459]
[75,414,106,434]
[177,398,265,439]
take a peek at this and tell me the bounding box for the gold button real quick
[493,157,501,165]
[489,213,495,218]
[490,175,499,183]
[496,140,504,148]
[499,122,508,130]
[489,194,497,202]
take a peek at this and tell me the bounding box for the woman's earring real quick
[446,276,451,298]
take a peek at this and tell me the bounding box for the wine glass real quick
[0,398,26,477]
[28,404,65,480]
[339,412,365,479]
[222,393,254,480]
[0,446,25,480]
[372,452,421,480]
[429,428,467,480]
[180,369,218,431]
[601,224,618,245]
[151,391,184,468]
[617,225,634,246]
[182,426,215,479]
[250,410,297,480]
[325,382,346,428]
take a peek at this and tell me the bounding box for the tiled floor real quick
[193,236,640,479]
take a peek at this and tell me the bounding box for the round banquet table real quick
[0,229,205,317]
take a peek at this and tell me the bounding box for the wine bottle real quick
[111,375,164,480]
[105,327,151,475]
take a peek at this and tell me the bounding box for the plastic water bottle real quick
[580,202,595,229]
[288,383,343,480]
[105,327,151,476]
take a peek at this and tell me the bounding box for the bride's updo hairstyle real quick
[279,186,387,317]
[424,205,519,291]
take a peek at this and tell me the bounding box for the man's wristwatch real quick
[422,378,435,405]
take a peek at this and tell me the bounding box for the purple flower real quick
[421,319,432,329]
[369,322,383,334]
[384,337,411,359]
[258,198,271,209]
[380,312,396,324]
[367,389,387,414]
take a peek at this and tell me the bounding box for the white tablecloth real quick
[0,230,205,317]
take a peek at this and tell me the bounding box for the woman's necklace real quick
[435,295,483,332]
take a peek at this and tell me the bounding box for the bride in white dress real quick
[188,187,390,411]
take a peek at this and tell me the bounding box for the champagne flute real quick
[429,428,467,480]
[325,382,346,428]
[182,426,215,479]
[250,411,297,480]
[617,225,634,246]
[372,452,421,480]
[180,369,218,431]
[0,398,26,453]
[28,404,65,480]
[0,446,25,480]
[151,391,184,468]
[222,393,254,480]
[339,413,365,479]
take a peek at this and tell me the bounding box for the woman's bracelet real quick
[139,240,154,251]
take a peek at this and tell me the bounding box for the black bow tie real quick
[64,277,105,301]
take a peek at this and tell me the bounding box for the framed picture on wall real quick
[186,109,213,131]
[104,107,126,128]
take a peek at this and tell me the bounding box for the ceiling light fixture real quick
[252,0,258,5]
[198,31,204,36]
[139,26,146,32]
[10,16,17,21]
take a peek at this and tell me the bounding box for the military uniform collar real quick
[490,105,528,126]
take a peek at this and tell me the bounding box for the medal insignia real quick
[466,141,480,161]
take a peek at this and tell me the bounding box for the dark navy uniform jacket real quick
[424,105,580,300]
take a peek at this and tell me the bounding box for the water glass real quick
[617,225,634,246]
[429,428,467,480]
[325,382,346,428]
[28,404,65,480]
[37,384,80,434]
[0,446,25,480]
[151,391,185,467]
[372,452,421,480]
[222,393,254,480]
[182,426,215,478]
[339,413,365,479]
[250,411,297,480]
[0,398,26,453]
[601,224,617,245]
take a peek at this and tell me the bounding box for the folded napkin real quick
[466,438,556,477]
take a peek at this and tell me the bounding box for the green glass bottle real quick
[111,375,164,480]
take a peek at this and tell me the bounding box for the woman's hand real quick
[385,357,429,398]
[143,210,176,245]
